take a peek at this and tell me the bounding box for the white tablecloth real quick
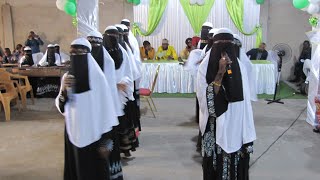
[252,63,276,95]
[141,62,276,94]
[140,63,195,93]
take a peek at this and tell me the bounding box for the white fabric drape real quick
[252,63,276,95]
[307,44,320,126]
[134,0,260,54]
[77,0,99,37]
[140,63,195,93]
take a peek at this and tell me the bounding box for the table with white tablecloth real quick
[251,60,276,95]
[140,61,195,93]
[141,60,276,94]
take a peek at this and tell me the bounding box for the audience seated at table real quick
[180,38,194,59]
[2,48,17,64]
[19,46,34,66]
[246,42,268,60]
[140,41,155,60]
[290,40,312,83]
[38,44,62,67]
[25,31,44,54]
[156,39,178,60]
[13,44,24,62]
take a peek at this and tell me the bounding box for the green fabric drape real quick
[225,0,262,47]
[132,0,168,36]
[179,0,216,35]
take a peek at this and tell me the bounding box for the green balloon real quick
[133,0,140,5]
[127,0,134,3]
[64,2,76,16]
[256,0,265,4]
[293,0,310,9]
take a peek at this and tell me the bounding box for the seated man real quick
[290,40,312,83]
[156,39,178,60]
[140,41,155,60]
[180,38,194,59]
[19,46,34,66]
[38,44,62,66]
[246,42,268,60]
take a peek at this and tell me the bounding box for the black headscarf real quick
[121,20,130,27]
[206,33,243,117]
[88,36,104,71]
[69,44,90,94]
[103,28,123,70]
[123,28,133,53]
[21,50,34,66]
[205,32,215,53]
[115,26,127,51]
[47,47,56,66]
[200,25,212,49]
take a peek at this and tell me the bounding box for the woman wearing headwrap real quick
[55,38,118,180]
[198,22,213,49]
[114,24,141,156]
[197,28,256,180]
[54,44,70,63]
[118,24,142,141]
[103,26,134,180]
[19,46,34,66]
[185,28,217,152]
[38,44,61,66]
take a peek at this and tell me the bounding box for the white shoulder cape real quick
[197,56,256,153]
[55,54,118,148]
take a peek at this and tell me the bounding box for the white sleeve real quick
[197,56,210,135]
[55,73,68,115]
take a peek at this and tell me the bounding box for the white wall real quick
[260,0,311,80]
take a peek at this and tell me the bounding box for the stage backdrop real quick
[133,0,261,54]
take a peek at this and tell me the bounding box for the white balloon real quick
[309,0,320,4]
[308,4,320,14]
[190,0,197,4]
[197,0,205,5]
[56,0,67,11]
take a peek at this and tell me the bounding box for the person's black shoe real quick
[313,128,320,133]
[289,78,299,83]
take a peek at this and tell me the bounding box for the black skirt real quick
[64,129,111,180]
[202,118,253,180]
[118,102,138,153]
[109,126,124,180]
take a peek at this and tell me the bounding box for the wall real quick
[0,0,133,54]
[260,0,311,80]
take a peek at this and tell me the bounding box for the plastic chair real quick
[0,71,34,109]
[140,65,160,118]
[0,81,21,121]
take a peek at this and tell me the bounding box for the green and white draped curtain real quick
[133,0,261,53]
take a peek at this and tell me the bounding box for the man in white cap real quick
[56,37,118,180]
[197,28,256,180]
[38,44,61,66]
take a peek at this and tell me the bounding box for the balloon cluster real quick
[256,0,265,5]
[127,0,141,5]
[293,0,320,15]
[56,0,77,17]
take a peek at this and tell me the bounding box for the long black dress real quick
[58,94,113,180]
[202,83,253,180]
